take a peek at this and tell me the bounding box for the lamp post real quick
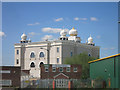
[40,46,50,88]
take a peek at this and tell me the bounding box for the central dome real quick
[69,27,78,36]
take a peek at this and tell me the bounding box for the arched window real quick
[39,62,44,67]
[63,38,65,40]
[30,62,35,67]
[40,52,44,57]
[88,53,91,56]
[40,62,44,65]
[30,52,35,58]
[16,59,19,64]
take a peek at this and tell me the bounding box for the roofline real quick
[54,73,69,79]
[14,40,100,48]
[0,66,21,68]
[88,53,120,64]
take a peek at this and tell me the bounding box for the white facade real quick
[14,28,100,78]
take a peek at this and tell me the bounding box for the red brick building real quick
[0,66,21,88]
[40,64,82,79]
[40,64,82,88]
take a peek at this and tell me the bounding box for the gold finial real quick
[72,27,75,29]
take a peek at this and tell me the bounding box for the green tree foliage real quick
[64,52,96,79]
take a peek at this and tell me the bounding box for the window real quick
[40,62,44,65]
[57,58,59,63]
[63,38,65,40]
[17,50,19,55]
[30,62,35,67]
[39,62,44,67]
[88,53,91,56]
[52,67,56,72]
[45,66,49,72]
[59,67,63,72]
[16,59,19,64]
[0,70,11,73]
[40,52,44,57]
[73,67,77,72]
[66,67,70,72]
[60,38,62,40]
[0,80,12,86]
[70,52,73,57]
[57,47,59,53]
[30,52,35,58]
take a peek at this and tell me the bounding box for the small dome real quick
[69,27,78,36]
[60,29,67,36]
[21,33,27,41]
[28,38,31,43]
[28,38,31,41]
[88,35,93,44]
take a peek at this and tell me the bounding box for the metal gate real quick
[55,79,69,88]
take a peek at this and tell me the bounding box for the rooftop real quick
[88,53,120,64]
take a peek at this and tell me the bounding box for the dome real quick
[69,27,78,36]
[88,35,93,44]
[60,29,67,36]
[21,33,27,41]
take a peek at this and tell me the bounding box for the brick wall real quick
[0,66,21,87]
[40,64,82,79]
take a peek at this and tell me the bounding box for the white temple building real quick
[14,27,99,78]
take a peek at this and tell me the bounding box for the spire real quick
[90,34,91,37]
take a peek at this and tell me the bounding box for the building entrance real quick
[55,79,69,88]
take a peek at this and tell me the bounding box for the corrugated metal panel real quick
[90,56,119,88]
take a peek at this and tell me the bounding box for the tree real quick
[64,52,96,79]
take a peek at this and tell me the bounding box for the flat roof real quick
[0,66,21,68]
[88,53,120,64]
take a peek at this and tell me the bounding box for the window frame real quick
[0,70,11,73]
[30,62,35,68]
[39,52,44,57]
[17,50,19,55]
[52,67,56,72]
[45,66,49,72]
[66,67,70,72]
[57,47,59,53]
[57,57,59,63]
[70,52,73,57]
[30,52,35,58]
[73,67,78,72]
[0,80,12,86]
[59,67,63,72]
[88,53,91,56]
[16,59,19,64]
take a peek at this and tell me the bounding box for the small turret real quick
[59,29,68,40]
[20,33,28,43]
[87,35,95,46]
[28,38,31,43]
